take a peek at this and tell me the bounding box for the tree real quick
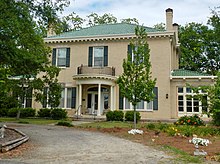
[33,66,62,108]
[121,18,139,24]
[56,12,85,33]
[208,73,220,126]
[19,0,70,36]
[117,26,156,128]
[0,0,62,115]
[179,7,220,75]
[87,13,117,26]
[153,23,165,30]
[190,73,220,126]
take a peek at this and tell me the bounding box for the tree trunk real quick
[134,105,137,129]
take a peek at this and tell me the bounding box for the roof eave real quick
[44,31,174,43]
[170,76,217,80]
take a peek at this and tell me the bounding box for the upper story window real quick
[52,48,70,67]
[88,46,108,67]
[128,45,144,64]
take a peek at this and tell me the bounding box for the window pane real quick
[186,88,192,93]
[147,101,153,110]
[57,48,66,67]
[125,98,130,109]
[187,107,192,112]
[94,47,104,67]
[59,89,65,108]
[194,107,199,112]
[136,100,144,109]
[104,94,109,110]
[178,87,183,93]
[66,88,72,108]
[178,101,183,106]
[178,107,184,112]
[178,95,183,100]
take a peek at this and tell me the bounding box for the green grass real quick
[77,121,139,128]
[162,145,203,163]
[0,117,59,125]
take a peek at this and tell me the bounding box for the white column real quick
[78,84,82,115]
[97,83,101,116]
[114,86,116,110]
[110,86,114,111]
[64,88,67,108]
[76,85,79,110]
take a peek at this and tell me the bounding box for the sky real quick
[63,0,219,27]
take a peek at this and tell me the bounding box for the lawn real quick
[0,117,59,125]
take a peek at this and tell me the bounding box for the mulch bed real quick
[81,127,220,162]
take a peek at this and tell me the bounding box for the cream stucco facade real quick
[31,8,215,119]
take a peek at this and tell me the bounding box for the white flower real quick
[128,129,143,135]
[189,137,210,146]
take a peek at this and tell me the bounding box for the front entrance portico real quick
[73,75,116,116]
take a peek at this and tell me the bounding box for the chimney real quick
[47,24,56,37]
[173,23,179,43]
[166,8,173,31]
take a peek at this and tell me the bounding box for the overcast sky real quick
[63,0,219,27]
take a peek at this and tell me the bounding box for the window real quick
[128,45,144,64]
[119,87,158,111]
[177,87,207,114]
[52,48,70,67]
[94,47,104,67]
[124,98,153,111]
[43,87,76,109]
[14,88,32,108]
[88,46,108,67]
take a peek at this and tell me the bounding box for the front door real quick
[87,93,98,114]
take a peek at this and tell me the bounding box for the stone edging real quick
[0,128,29,153]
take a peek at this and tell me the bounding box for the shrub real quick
[125,111,141,122]
[37,108,52,118]
[0,108,8,117]
[212,109,220,126]
[20,108,36,117]
[106,110,124,121]
[7,108,36,118]
[57,121,73,127]
[7,108,19,117]
[157,123,169,132]
[146,123,156,130]
[51,108,67,120]
[174,115,205,126]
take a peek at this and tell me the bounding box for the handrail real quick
[77,65,115,76]
[75,105,82,119]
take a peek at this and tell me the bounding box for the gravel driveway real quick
[0,124,174,164]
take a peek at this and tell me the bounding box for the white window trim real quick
[93,46,104,67]
[177,87,208,116]
[123,98,153,112]
[56,48,67,68]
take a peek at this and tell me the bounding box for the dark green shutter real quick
[71,87,76,108]
[42,88,47,108]
[119,91,124,110]
[127,45,132,62]
[104,46,108,66]
[153,87,158,110]
[88,47,93,67]
[66,48,70,67]
[52,48,56,66]
[25,88,32,108]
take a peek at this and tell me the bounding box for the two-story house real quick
[32,8,215,119]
